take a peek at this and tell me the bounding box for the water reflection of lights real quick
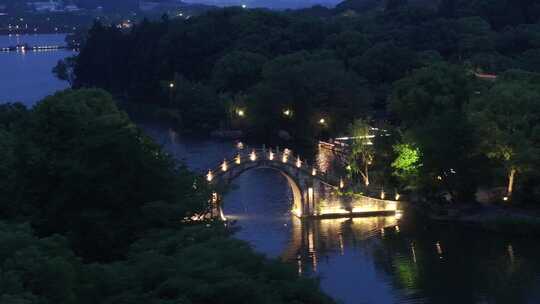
[436,242,443,258]
[508,244,515,264]
[411,242,417,264]
[287,216,399,273]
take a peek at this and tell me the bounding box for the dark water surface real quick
[3,35,540,304]
[0,34,72,105]
[146,125,540,304]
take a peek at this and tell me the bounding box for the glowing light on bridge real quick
[236,109,245,118]
[206,170,213,182]
[312,168,317,176]
[339,178,345,189]
[282,154,288,163]
[319,118,326,125]
[250,150,257,161]
[380,191,385,200]
[235,154,241,165]
[221,160,228,172]
[395,193,401,201]
[268,150,274,160]
[296,157,302,168]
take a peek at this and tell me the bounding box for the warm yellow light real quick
[339,178,345,189]
[296,157,302,168]
[346,165,352,171]
[221,160,228,172]
[269,151,274,160]
[503,196,509,201]
[237,109,245,117]
[282,154,288,163]
[250,150,257,161]
[365,180,370,186]
[319,118,326,125]
[237,142,244,149]
[235,154,241,165]
[211,192,218,204]
[206,170,213,182]
[380,191,385,200]
[312,168,317,176]
[395,193,400,201]
[283,109,292,117]
[437,175,443,180]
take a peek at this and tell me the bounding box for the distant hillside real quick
[334,0,381,12]
[335,0,439,13]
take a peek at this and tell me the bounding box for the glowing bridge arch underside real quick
[207,148,400,219]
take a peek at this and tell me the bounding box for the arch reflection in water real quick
[283,216,398,275]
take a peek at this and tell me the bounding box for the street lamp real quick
[236,109,245,118]
[283,108,292,118]
[169,82,175,88]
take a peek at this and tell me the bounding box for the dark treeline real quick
[0,90,335,303]
[62,0,540,205]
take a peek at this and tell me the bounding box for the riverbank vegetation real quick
[0,89,335,303]
[57,1,540,204]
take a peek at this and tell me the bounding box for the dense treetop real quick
[0,90,335,303]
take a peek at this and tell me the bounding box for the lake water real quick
[4,34,540,304]
[0,34,73,105]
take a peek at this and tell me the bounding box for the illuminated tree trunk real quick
[507,168,516,197]
[363,162,370,186]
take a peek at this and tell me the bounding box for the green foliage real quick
[347,119,375,186]
[247,51,372,141]
[468,74,540,195]
[170,77,226,133]
[0,89,334,303]
[392,143,422,187]
[212,51,268,93]
[0,89,210,261]
[390,63,480,202]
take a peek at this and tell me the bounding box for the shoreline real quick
[411,202,540,236]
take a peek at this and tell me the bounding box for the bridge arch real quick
[214,165,305,217]
[206,147,400,219]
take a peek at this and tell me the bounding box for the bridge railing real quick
[205,145,403,204]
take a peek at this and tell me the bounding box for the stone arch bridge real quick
[206,147,400,219]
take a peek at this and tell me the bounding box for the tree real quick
[212,51,267,93]
[352,42,418,85]
[468,75,540,198]
[392,142,422,188]
[171,77,226,133]
[348,119,375,187]
[249,51,372,141]
[2,89,211,261]
[52,56,76,86]
[390,63,480,202]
